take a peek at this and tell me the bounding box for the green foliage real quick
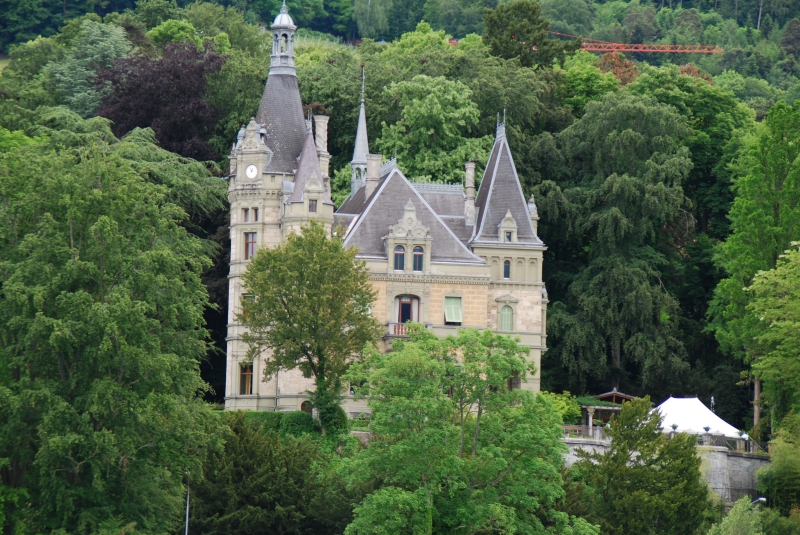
[757,412,800,515]
[710,102,800,422]
[483,0,580,68]
[0,109,225,533]
[747,245,800,418]
[572,397,712,535]
[147,19,203,47]
[243,410,284,432]
[240,221,383,434]
[377,73,492,182]
[279,410,321,436]
[761,507,800,535]
[540,390,582,424]
[561,53,619,115]
[45,20,131,117]
[344,326,599,534]
[574,395,620,408]
[534,92,692,391]
[191,411,357,535]
[0,126,44,151]
[708,497,764,535]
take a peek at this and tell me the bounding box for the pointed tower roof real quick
[351,68,369,166]
[286,124,333,205]
[254,3,306,174]
[471,118,542,245]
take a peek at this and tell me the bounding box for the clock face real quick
[245,165,258,179]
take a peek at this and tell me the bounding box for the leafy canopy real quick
[344,326,599,535]
[0,108,225,533]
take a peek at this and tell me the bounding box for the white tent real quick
[655,397,745,439]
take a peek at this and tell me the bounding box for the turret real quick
[270,0,296,76]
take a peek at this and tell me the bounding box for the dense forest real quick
[3,0,800,531]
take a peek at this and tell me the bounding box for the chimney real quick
[465,161,476,225]
[365,154,381,198]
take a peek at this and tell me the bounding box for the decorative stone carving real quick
[388,199,430,239]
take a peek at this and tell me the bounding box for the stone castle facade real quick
[224,4,548,413]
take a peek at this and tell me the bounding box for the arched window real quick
[394,246,405,270]
[280,34,287,52]
[413,246,424,271]
[503,260,511,279]
[300,401,313,414]
[500,305,513,332]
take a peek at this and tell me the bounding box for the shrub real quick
[320,404,349,436]
[246,411,284,433]
[280,411,320,437]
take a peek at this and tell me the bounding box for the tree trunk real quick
[757,0,764,28]
[611,339,621,391]
[753,377,761,428]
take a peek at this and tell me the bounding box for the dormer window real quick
[413,247,423,271]
[505,231,512,242]
[394,246,405,270]
[309,199,317,213]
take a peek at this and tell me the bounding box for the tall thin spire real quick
[351,67,369,196]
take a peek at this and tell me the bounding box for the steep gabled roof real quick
[286,128,333,205]
[343,169,483,263]
[472,130,541,245]
[255,74,306,174]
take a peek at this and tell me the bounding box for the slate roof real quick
[286,128,333,205]
[342,169,482,263]
[413,183,465,217]
[472,129,542,245]
[255,74,306,174]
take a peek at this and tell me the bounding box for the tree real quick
[0,108,224,533]
[377,74,493,182]
[747,245,800,421]
[190,411,360,535]
[780,18,800,57]
[561,52,618,116]
[709,102,800,431]
[239,221,383,434]
[597,53,638,85]
[45,20,131,117]
[344,326,600,535]
[708,497,764,535]
[482,0,580,68]
[534,92,692,392]
[146,19,203,48]
[97,42,226,160]
[572,397,711,535]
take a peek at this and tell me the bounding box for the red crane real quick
[547,31,724,54]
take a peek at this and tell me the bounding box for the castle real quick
[224,4,548,413]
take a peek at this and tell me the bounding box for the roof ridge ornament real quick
[496,109,506,139]
[361,66,366,104]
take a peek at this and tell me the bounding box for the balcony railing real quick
[388,322,408,336]
[562,425,608,442]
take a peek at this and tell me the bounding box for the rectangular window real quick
[253,208,259,222]
[444,297,463,325]
[309,199,317,213]
[244,232,257,260]
[505,231,512,242]
[243,208,249,222]
[240,364,253,395]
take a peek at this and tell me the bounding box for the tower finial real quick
[496,110,506,139]
[281,0,287,12]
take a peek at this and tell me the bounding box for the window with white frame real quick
[444,297,462,326]
[500,305,513,331]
